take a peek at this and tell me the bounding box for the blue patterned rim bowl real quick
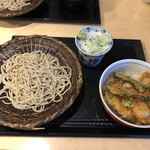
[99,59,150,128]
[75,26,113,67]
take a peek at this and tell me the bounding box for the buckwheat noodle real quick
[0,51,72,112]
[0,0,31,11]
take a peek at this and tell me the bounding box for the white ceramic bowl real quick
[99,59,150,128]
[75,26,113,67]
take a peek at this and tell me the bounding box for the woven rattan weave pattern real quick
[0,0,44,18]
[0,35,83,130]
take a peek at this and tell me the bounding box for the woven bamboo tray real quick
[0,0,44,18]
[0,35,83,130]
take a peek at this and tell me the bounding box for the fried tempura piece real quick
[141,71,150,85]
[104,87,150,125]
[114,72,150,91]
[107,80,150,99]
[132,102,150,125]
[113,72,146,93]
[104,89,135,121]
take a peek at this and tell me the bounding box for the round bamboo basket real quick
[0,35,83,130]
[0,0,44,18]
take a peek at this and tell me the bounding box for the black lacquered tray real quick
[0,36,149,138]
[0,0,100,24]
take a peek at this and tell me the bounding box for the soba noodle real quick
[0,51,72,112]
[0,0,31,11]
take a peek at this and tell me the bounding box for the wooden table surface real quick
[0,0,150,149]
